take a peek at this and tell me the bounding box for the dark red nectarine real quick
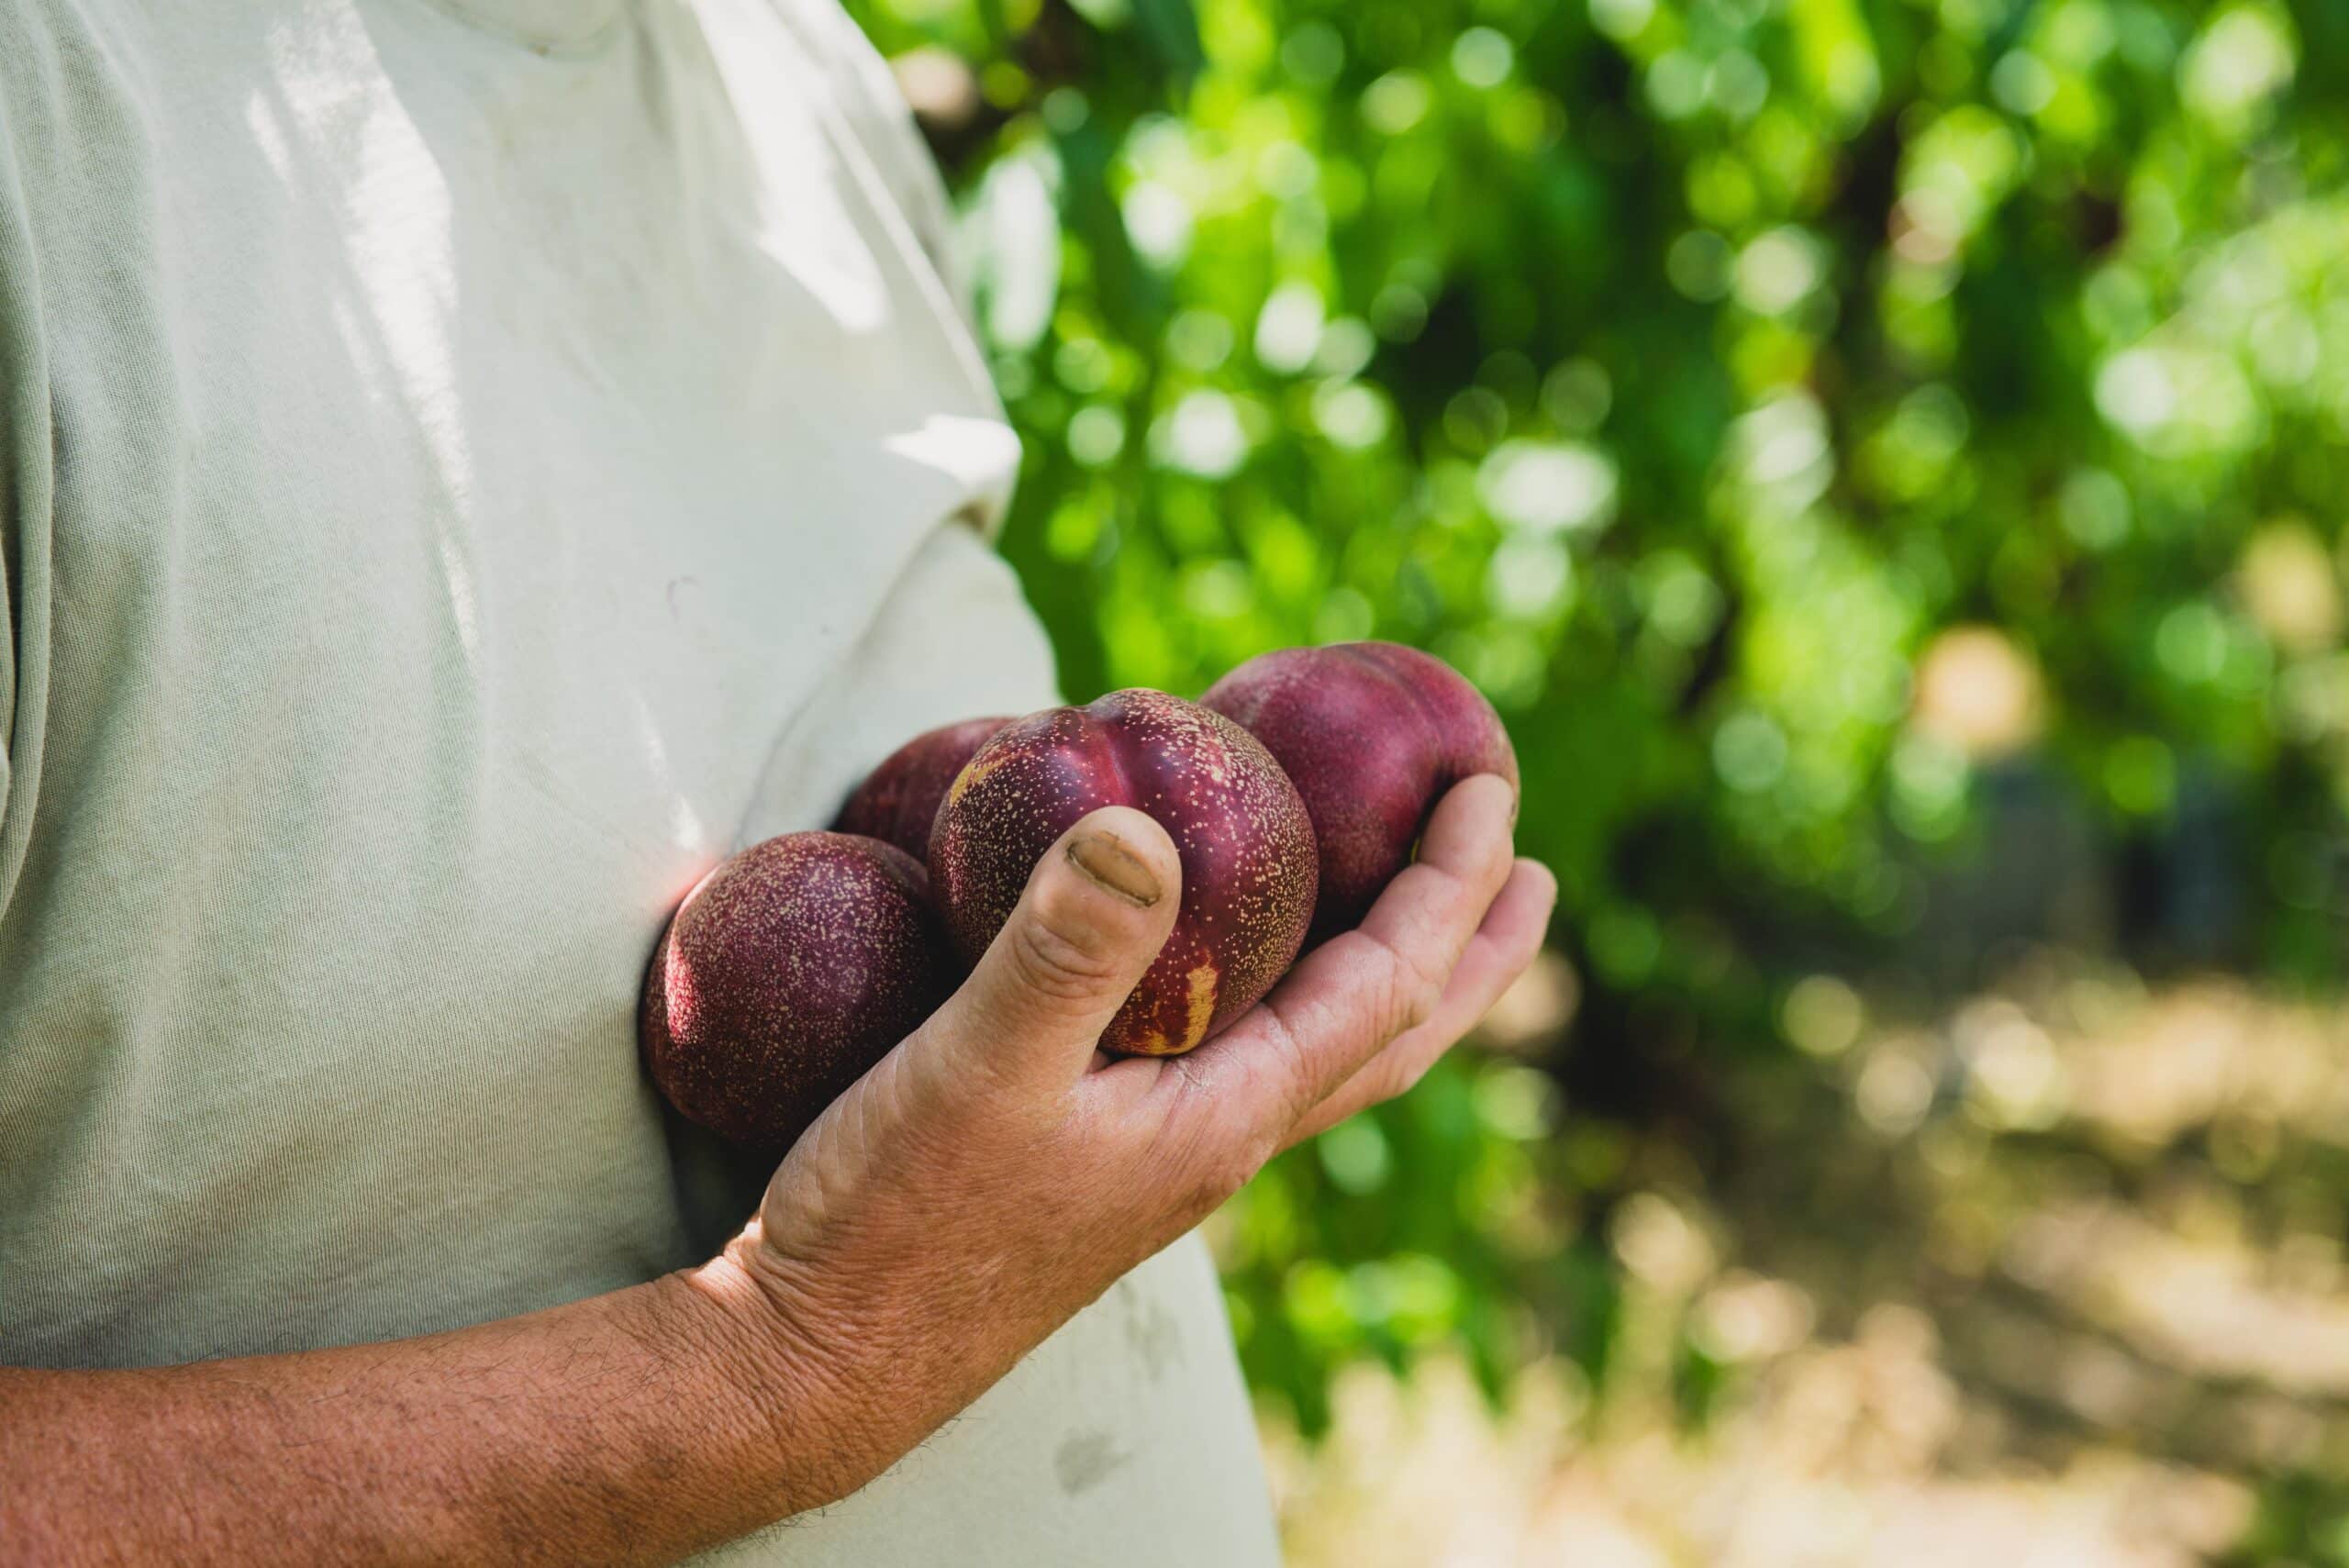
[1202,641,1517,940]
[929,689,1318,1057]
[640,832,951,1151]
[831,716,1014,862]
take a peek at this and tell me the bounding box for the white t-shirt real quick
[0,0,1278,1560]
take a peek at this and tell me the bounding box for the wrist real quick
[669,1232,875,1512]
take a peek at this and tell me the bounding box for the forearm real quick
[0,780,1541,1567]
[0,1254,836,1568]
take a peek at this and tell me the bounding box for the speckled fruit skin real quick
[640,832,952,1152]
[830,717,1014,862]
[929,689,1318,1058]
[1202,641,1518,940]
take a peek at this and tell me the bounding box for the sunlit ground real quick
[1258,973,2349,1566]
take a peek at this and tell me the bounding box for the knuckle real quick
[1179,1129,1275,1217]
[1330,1047,1440,1127]
[1179,1178,1233,1226]
[1385,1045,1441,1100]
[1253,1000,1324,1121]
[1207,1137,1274,1204]
[1412,973,1446,1033]
[1338,929,1445,1047]
[1007,916,1124,1004]
[1174,1158,1238,1221]
[1353,1060,1410,1112]
[1370,1058,1417,1105]
[1382,950,1444,1040]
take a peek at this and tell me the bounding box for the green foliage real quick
[2221,1472,2349,1567]
[841,0,2349,1426]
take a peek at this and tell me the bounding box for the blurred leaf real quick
[843,0,2349,1471]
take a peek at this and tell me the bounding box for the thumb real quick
[920,806,1183,1093]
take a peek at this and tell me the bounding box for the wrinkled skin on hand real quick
[696,774,1553,1509]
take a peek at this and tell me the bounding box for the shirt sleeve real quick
[740,520,1061,842]
[766,0,973,317]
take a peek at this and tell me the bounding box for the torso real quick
[0,1,1276,1559]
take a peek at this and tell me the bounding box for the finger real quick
[1284,858,1556,1146]
[913,806,1182,1097]
[1157,773,1520,1140]
[1355,772,1523,990]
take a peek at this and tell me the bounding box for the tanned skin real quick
[0,778,1553,1567]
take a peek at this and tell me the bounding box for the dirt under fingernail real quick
[1067,832,1163,906]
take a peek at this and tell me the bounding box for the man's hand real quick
[699,773,1553,1506]
[0,776,1551,1567]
